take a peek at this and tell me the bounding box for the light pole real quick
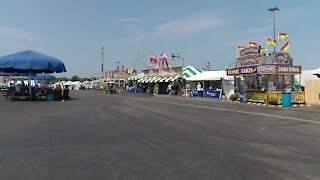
[268,6,279,53]
[101,44,104,79]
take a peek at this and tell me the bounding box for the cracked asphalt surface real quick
[1,90,320,180]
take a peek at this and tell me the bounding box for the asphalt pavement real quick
[1,90,320,180]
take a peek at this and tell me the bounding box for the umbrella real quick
[0,50,66,97]
[0,50,66,73]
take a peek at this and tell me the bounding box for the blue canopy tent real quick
[0,72,56,80]
[0,50,66,97]
[32,74,56,80]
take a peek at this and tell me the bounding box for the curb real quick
[222,100,311,108]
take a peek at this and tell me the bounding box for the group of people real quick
[167,82,204,97]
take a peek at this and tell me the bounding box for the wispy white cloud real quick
[246,26,272,35]
[278,8,307,21]
[115,17,141,23]
[0,26,42,41]
[131,13,227,42]
[155,14,226,36]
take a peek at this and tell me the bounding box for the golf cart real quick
[105,82,116,94]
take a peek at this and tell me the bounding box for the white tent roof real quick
[312,67,320,76]
[186,70,234,81]
[295,69,320,86]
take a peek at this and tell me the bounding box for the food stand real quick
[227,46,304,104]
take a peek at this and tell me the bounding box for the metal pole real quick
[182,58,184,67]
[268,7,279,53]
[273,11,276,53]
[101,45,104,79]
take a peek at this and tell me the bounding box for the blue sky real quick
[1,0,319,77]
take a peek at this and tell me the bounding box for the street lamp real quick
[268,6,280,52]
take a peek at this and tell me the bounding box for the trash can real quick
[282,92,291,107]
[47,93,54,101]
[240,91,248,103]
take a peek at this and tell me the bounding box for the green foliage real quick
[267,97,278,105]
[55,77,68,82]
[71,75,81,81]
[248,94,264,102]
[230,94,239,101]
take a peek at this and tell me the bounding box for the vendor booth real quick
[227,46,303,104]
[127,67,183,95]
[186,70,234,98]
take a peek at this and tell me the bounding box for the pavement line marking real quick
[118,95,320,125]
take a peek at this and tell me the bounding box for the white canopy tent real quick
[312,67,320,78]
[186,70,233,81]
[185,70,235,98]
[295,69,319,86]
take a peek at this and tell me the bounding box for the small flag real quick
[281,41,290,52]
[279,33,289,41]
[172,53,180,58]
[150,57,158,64]
[237,46,245,52]
[248,42,257,47]
[127,69,134,73]
[160,53,168,60]
[260,47,268,54]
[267,38,277,46]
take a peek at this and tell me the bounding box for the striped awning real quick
[128,73,144,80]
[153,77,164,83]
[182,66,202,78]
[137,76,181,83]
[170,75,181,82]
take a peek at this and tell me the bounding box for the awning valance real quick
[186,71,233,81]
[128,73,144,80]
[137,75,181,83]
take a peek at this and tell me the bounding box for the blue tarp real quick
[0,50,66,73]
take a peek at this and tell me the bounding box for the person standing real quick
[186,82,191,97]
[167,83,172,96]
[197,82,202,97]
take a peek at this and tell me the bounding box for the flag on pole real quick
[237,46,245,52]
[149,57,158,64]
[280,41,290,52]
[267,38,277,46]
[248,42,257,47]
[172,53,180,58]
[260,47,268,54]
[279,33,289,41]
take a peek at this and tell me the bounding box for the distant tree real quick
[55,77,68,82]
[71,75,81,81]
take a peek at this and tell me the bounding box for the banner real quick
[257,65,276,74]
[276,66,301,74]
[237,53,263,67]
[239,46,260,56]
[271,52,292,64]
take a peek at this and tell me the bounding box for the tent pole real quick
[203,80,204,98]
[29,70,32,101]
